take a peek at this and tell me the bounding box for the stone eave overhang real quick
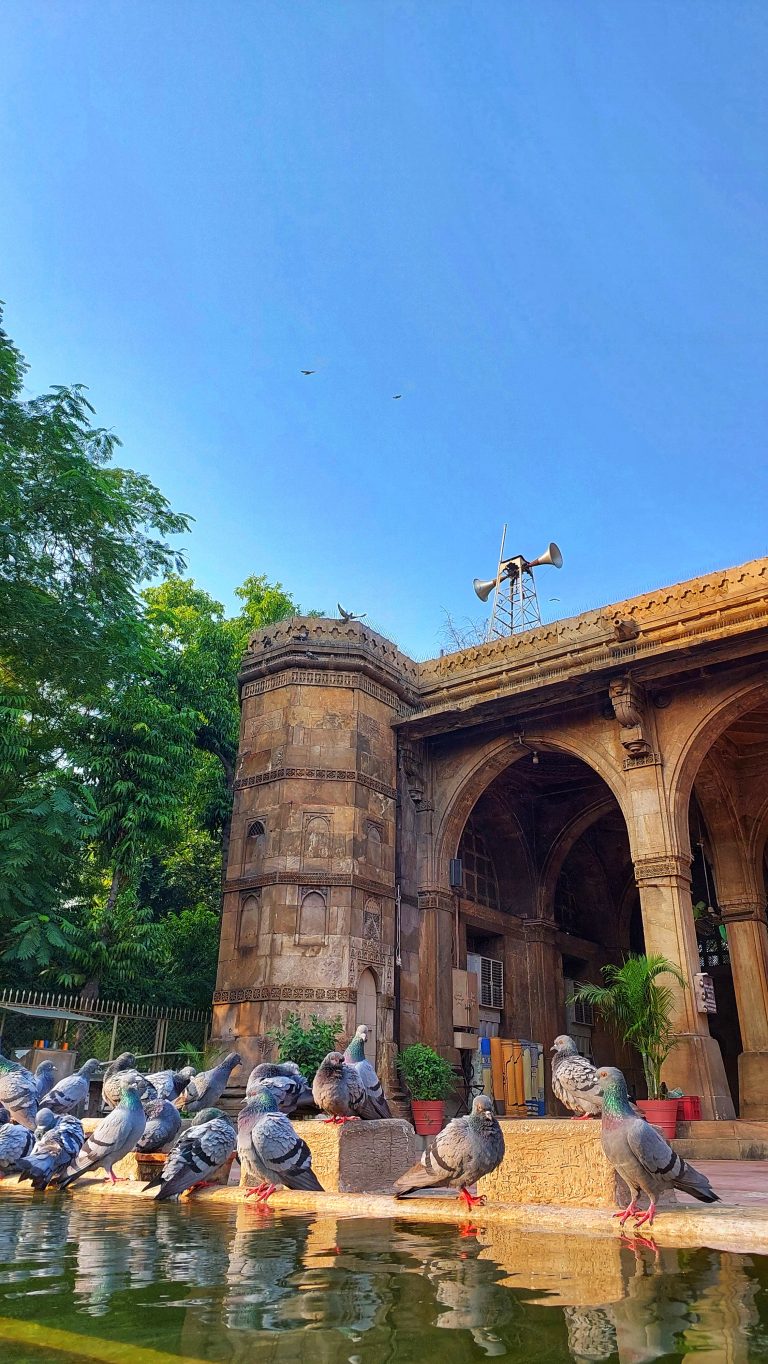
[238,616,419,707]
[394,556,768,739]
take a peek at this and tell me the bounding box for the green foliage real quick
[268,1012,342,1082]
[571,954,687,1099]
[397,1044,456,1101]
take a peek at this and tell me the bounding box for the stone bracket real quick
[609,675,653,758]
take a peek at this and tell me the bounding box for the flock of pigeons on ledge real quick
[0,1026,719,1229]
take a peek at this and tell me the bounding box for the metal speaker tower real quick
[473,526,563,640]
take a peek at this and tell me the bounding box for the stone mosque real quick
[211,554,768,1122]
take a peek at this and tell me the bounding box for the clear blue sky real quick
[2,3,767,659]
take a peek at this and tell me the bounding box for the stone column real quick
[718,898,768,1118]
[523,919,565,1112]
[634,853,734,1117]
[417,886,455,1053]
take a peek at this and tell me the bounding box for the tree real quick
[571,954,687,1099]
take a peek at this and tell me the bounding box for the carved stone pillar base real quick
[738,1052,768,1120]
[662,1033,735,1119]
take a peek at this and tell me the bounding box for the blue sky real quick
[2,2,766,659]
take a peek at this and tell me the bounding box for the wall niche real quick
[297,889,327,944]
[238,891,262,948]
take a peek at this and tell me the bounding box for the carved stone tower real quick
[211,617,417,1072]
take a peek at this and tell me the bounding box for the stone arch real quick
[297,890,327,944]
[434,733,629,881]
[365,821,383,870]
[669,677,768,850]
[242,819,266,875]
[537,796,616,916]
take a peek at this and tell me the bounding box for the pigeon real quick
[0,1053,38,1129]
[238,1085,323,1205]
[102,1068,157,1110]
[45,1058,101,1116]
[392,394,402,400]
[136,1100,182,1153]
[17,1115,85,1190]
[246,1061,313,1113]
[144,1066,196,1103]
[551,1035,603,1118]
[337,604,367,623]
[312,1051,376,1122]
[182,1052,241,1114]
[0,1122,35,1175]
[300,369,316,375]
[0,1104,8,1126]
[58,1082,147,1188]
[598,1066,719,1228]
[35,1060,57,1101]
[143,1108,236,1201]
[394,1094,505,1210]
[343,1025,391,1118]
[33,1108,58,1140]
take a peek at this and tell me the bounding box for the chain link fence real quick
[0,988,210,1072]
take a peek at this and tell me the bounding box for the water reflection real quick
[0,1192,764,1363]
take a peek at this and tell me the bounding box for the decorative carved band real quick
[225,870,396,899]
[418,889,455,913]
[623,753,662,770]
[241,671,402,711]
[214,985,357,1005]
[234,767,397,801]
[719,899,767,924]
[634,854,692,885]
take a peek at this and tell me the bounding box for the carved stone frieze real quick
[234,767,397,801]
[224,870,395,899]
[214,985,357,1005]
[719,899,767,924]
[349,935,394,994]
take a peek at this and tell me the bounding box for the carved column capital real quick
[719,898,767,925]
[417,887,455,914]
[633,853,692,887]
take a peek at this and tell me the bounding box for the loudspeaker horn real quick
[473,576,499,603]
[527,542,563,571]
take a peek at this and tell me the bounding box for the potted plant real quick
[571,953,686,1139]
[397,1044,455,1135]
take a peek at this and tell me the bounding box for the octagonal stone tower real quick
[211,617,418,1073]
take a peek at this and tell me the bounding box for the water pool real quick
[0,1191,766,1362]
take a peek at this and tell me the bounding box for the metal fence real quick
[0,988,211,1072]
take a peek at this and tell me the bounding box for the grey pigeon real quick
[0,1103,8,1125]
[0,1053,38,1129]
[551,1035,603,1118]
[46,1058,101,1115]
[136,1099,182,1153]
[144,1066,196,1102]
[343,1025,391,1118]
[18,1115,85,1190]
[312,1050,379,1122]
[58,1083,147,1188]
[598,1066,719,1227]
[35,1060,57,1101]
[0,1122,35,1174]
[182,1052,241,1114]
[246,1061,313,1112]
[394,1094,505,1210]
[238,1085,323,1204]
[33,1108,58,1140]
[102,1067,157,1110]
[143,1108,236,1201]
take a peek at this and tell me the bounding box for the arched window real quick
[298,891,327,943]
[243,820,266,875]
[458,818,500,910]
[303,814,331,863]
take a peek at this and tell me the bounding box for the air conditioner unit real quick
[467,953,504,1011]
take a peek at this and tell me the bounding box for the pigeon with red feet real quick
[144,1107,235,1200]
[58,1082,146,1188]
[394,1094,504,1210]
[343,1025,391,1119]
[238,1084,323,1204]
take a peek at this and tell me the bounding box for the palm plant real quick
[571,954,686,1099]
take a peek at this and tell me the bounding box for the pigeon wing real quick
[253,1112,322,1191]
[355,1058,391,1119]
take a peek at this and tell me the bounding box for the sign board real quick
[694,972,717,1014]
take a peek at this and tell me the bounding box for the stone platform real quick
[478,1119,635,1208]
[675,1120,768,1161]
[238,1117,418,1194]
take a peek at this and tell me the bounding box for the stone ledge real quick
[238,1117,418,1194]
[478,1119,632,1208]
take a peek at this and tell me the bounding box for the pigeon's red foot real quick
[457,1187,486,1210]
[621,1232,658,1253]
[613,1200,639,1226]
[571,1113,593,1120]
[633,1202,656,1229]
[321,1114,359,1124]
[105,1173,128,1184]
[188,1180,213,1194]
[458,1222,480,1238]
[245,1182,270,1199]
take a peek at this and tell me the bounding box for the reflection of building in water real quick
[563,1305,617,1363]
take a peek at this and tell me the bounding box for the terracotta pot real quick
[636,1098,678,1139]
[678,1095,702,1122]
[411,1100,445,1136]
